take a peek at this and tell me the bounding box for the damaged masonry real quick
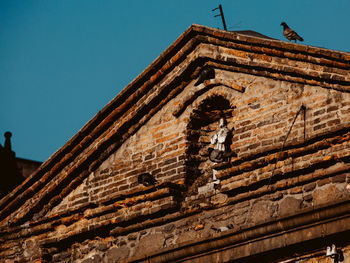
[1,24,350,263]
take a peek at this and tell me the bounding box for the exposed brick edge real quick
[0,186,181,242]
[196,34,350,71]
[0,184,179,236]
[39,198,179,248]
[172,78,245,117]
[193,24,350,66]
[222,131,350,177]
[206,60,349,93]
[0,24,349,226]
[214,123,350,171]
[224,159,350,210]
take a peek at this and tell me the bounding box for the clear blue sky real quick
[1,0,349,162]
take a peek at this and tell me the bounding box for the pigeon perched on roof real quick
[281,22,304,43]
[138,173,157,187]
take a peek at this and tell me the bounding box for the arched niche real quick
[185,95,234,196]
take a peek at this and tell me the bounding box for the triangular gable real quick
[1,24,350,229]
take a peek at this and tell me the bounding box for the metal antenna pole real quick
[219,5,227,31]
[212,4,227,31]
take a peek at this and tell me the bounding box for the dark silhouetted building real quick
[0,132,41,197]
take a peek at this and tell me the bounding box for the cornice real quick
[121,197,350,263]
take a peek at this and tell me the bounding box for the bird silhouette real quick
[138,173,157,187]
[281,22,304,43]
[194,67,215,86]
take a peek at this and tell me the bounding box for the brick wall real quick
[1,25,350,262]
[50,102,188,214]
[34,69,350,262]
[2,70,349,263]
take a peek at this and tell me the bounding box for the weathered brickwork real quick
[1,24,350,262]
[50,105,188,214]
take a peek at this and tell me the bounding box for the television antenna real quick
[212,4,227,31]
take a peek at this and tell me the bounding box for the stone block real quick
[211,193,228,205]
[22,238,41,260]
[198,182,215,195]
[313,185,342,206]
[279,197,302,216]
[104,247,129,263]
[249,201,273,224]
[135,233,164,257]
[162,223,175,233]
[96,243,108,252]
[176,231,197,245]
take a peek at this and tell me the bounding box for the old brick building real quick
[1,24,350,262]
[0,132,42,198]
